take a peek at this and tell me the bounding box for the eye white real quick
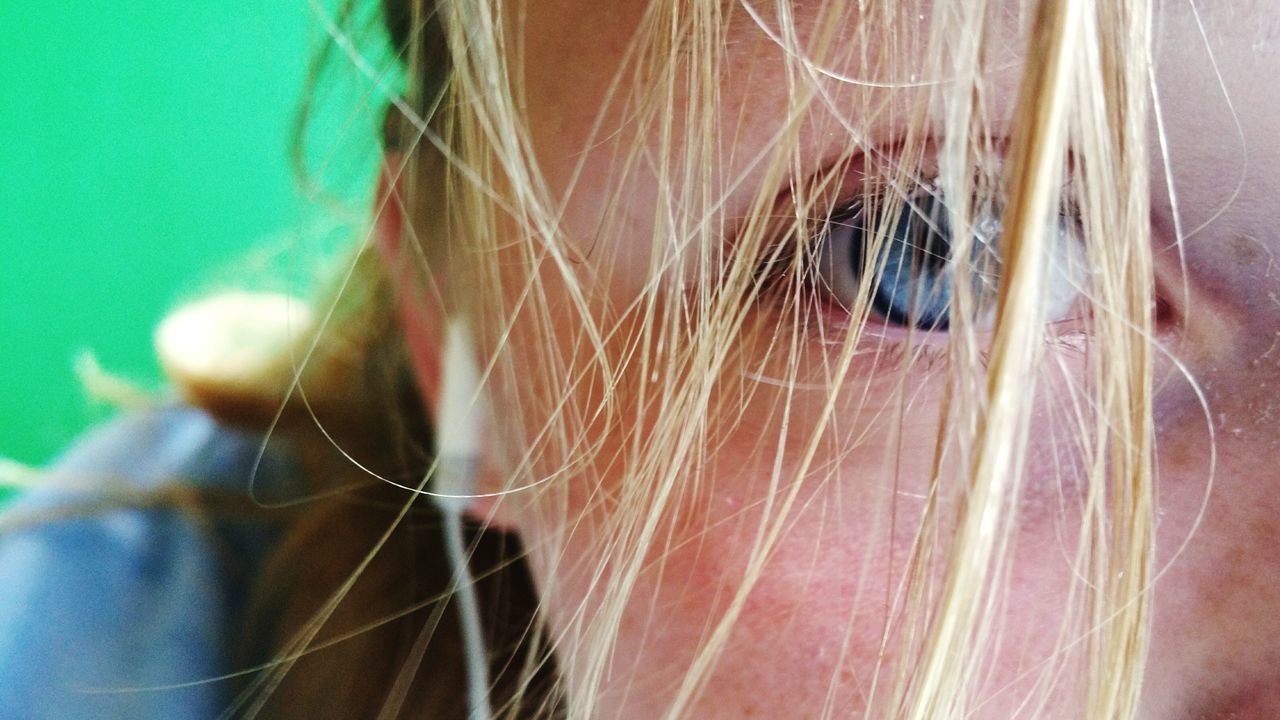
[814,197,1084,329]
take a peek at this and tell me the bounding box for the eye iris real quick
[855,194,957,331]
[820,187,1077,331]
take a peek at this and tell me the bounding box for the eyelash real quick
[756,180,1086,339]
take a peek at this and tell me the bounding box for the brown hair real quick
[203,248,558,718]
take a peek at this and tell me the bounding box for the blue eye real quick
[818,190,1081,331]
[862,194,961,330]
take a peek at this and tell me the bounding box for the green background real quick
[1,2,389,476]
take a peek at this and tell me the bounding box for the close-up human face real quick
[430,0,1280,717]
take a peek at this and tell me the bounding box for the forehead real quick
[513,0,1279,152]
[502,0,1280,335]
[513,0,1006,187]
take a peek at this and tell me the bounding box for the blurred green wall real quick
[1,2,385,471]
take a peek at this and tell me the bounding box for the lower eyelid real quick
[806,295,1094,369]
[743,307,1092,395]
[803,298,953,370]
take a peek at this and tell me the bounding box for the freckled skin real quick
[458,0,1280,717]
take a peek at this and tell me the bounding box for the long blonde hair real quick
[180,0,1157,716]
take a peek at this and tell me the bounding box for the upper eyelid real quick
[745,139,1024,278]
[821,180,952,244]
[729,137,964,250]
[818,162,1088,252]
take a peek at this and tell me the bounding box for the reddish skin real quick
[383,1,1280,717]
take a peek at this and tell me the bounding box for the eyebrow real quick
[728,0,858,47]
[728,0,929,38]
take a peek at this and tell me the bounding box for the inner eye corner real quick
[1153,294,1175,329]
[1150,278,1179,332]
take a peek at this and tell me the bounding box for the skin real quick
[388,0,1280,716]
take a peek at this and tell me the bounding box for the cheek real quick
[523,433,926,715]
[515,343,1092,716]
[1139,346,1280,711]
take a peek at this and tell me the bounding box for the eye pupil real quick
[852,194,957,331]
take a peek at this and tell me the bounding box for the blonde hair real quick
[173,0,1158,716]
